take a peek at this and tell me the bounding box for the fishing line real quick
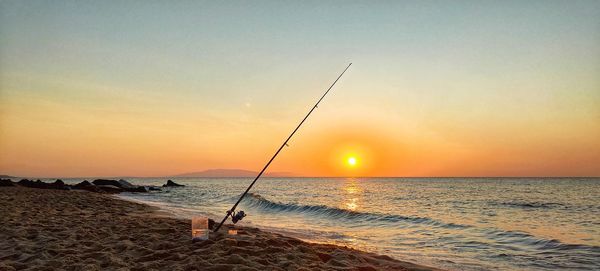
[213,63,352,232]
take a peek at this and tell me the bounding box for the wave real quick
[240,194,600,254]
[240,193,470,229]
[483,228,600,255]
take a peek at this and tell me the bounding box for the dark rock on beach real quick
[3,178,147,194]
[34,180,45,188]
[17,179,34,187]
[95,185,123,194]
[14,179,69,190]
[0,179,14,187]
[129,186,148,193]
[163,180,184,187]
[73,180,103,193]
[92,179,148,193]
[52,179,70,190]
[18,179,44,189]
[93,179,124,188]
[117,179,137,189]
[73,180,92,188]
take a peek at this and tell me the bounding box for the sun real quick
[347,156,357,167]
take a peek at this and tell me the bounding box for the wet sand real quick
[0,187,441,271]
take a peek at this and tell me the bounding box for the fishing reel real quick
[227,210,246,224]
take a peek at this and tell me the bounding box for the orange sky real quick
[1,1,599,177]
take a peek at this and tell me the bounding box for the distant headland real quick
[171,169,292,178]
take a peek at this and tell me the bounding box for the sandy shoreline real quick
[0,187,441,271]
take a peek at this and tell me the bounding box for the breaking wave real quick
[241,193,469,229]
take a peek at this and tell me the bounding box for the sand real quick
[0,187,441,271]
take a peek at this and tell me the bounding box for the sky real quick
[1,1,599,177]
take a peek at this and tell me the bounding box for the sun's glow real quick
[347,157,357,166]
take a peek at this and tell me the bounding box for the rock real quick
[17,179,43,188]
[358,266,377,271]
[92,179,121,187]
[18,179,33,187]
[34,180,48,188]
[95,185,123,194]
[8,178,67,190]
[148,186,162,191]
[0,179,14,187]
[129,186,148,193]
[51,179,70,190]
[16,179,69,190]
[37,180,52,189]
[73,181,103,193]
[73,180,93,188]
[92,179,147,193]
[117,179,136,189]
[85,186,103,193]
[162,180,184,187]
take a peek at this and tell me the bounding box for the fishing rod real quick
[213,63,352,232]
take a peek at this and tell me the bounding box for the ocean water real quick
[68,177,598,270]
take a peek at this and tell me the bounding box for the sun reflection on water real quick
[346,198,358,211]
[342,178,363,212]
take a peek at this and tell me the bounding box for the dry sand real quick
[0,187,441,271]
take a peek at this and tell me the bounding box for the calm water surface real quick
[63,177,599,270]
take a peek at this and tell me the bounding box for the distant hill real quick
[0,174,15,179]
[172,169,292,177]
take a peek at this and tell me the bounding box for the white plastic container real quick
[191,216,209,241]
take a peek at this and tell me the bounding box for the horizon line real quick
[2,174,599,179]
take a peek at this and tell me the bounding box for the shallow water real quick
[64,177,599,270]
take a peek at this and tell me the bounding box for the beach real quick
[0,187,440,271]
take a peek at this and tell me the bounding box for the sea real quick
[62,177,599,270]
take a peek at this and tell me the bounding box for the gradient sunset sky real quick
[1,1,599,177]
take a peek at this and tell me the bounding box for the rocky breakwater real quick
[0,178,172,194]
